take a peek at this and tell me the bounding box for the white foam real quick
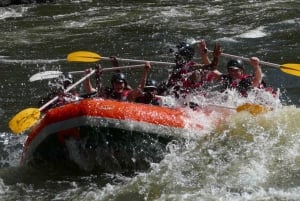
[277,18,300,25]
[64,21,88,28]
[237,26,267,38]
[0,178,9,195]
[161,8,192,18]
[0,7,28,20]
[70,0,93,3]
[0,58,65,64]
[217,37,239,43]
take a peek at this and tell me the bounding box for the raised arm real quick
[250,57,263,88]
[139,62,151,89]
[127,62,151,102]
[84,68,97,93]
[198,39,211,65]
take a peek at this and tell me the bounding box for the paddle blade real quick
[236,103,270,115]
[280,63,300,77]
[67,51,101,62]
[9,108,41,134]
[29,71,62,82]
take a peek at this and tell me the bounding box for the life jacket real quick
[204,71,219,82]
[105,87,131,101]
[221,74,272,97]
[167,61,197,87]
[221,74,253,96]
[40,91,79,113]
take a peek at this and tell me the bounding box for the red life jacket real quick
[230,74,251,87]
[168,61,197,87]
[108,89,131,101]
[221,74,252,96]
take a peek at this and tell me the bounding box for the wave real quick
[0,58,65,64]
[0,6,29,20]
[236,26,267,39]
[91,106,300,200]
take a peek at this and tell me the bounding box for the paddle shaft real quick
[209,50,280,68]
[30,64,147,82]
[69,64,147,75]
[205,48,299,77]
[101,56,175,66]
[39,69,96,111]
[100,58,205,69]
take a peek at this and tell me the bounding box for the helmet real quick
[59,72,73,90]
[176,42,195,61]
[111,73,127,85]
[62,72,73,84]
[144,79,157,90]
[227,59,244,70]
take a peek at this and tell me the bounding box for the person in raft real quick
[135,79,162,106]
[39,72,79,112]
[157,41,222,97]
[84,62,151,102]
[198,39,265,97]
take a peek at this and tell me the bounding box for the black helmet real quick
[144,79,157,90]
[176,42,195,61]
[62,72,73,84]
[111,73,127,85]
[227,59,244,70]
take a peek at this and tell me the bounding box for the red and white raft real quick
[21,98,233,173]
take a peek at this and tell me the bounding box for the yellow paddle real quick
[219,52,300,77]
[8,108,41,134]
[203,103,270,115]
[204,103,269,115]
[279,63,300,77]
[236,103,270,115]
[67,51,175,65]
[210,103,270,115]
[8,69,96,134]
[67,51,101,62]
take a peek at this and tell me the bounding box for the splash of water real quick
[89,105,300,200]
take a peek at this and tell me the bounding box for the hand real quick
[144,62,151,71]
[209,43,222,70]
[109,56,119,67]
[85,68,92,74]
[250,57,260,67]
[213,43,222,58]
[198,39,208,54]
[199,39,206,49]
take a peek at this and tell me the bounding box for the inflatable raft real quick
[21,98,233,173]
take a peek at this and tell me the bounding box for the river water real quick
[0,0,300,200]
